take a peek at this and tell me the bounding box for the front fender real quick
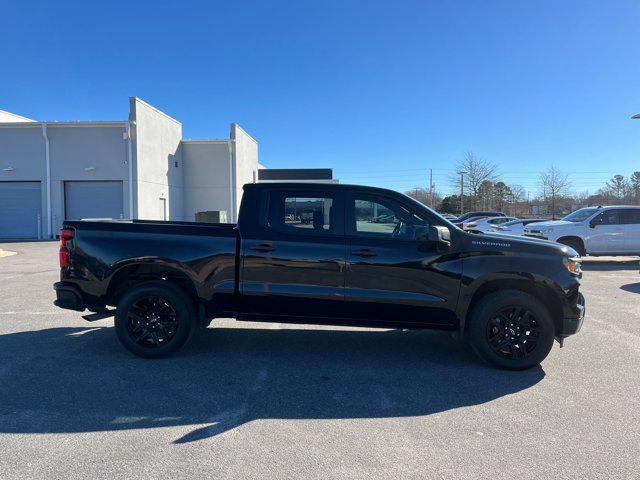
[455,252,571,334]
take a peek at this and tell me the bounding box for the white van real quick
[523,206,640,256]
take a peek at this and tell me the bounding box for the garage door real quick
[0,182,42,239]
[65,181,124,220]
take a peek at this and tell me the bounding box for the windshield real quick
[562,208,599,223]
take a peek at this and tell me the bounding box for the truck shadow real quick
[581,259,639,272]
[620,282,640,294]
[0,325,544,444]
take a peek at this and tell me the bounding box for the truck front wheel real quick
[114,281,196,358]
[468,290,555,370]
[558,237,586,256]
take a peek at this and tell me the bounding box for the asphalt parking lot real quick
[0,242,639,480]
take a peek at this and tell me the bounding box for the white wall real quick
[130,97,183,220]
[48,124,129,232]
[181,141,232,221]
[0,125,46,235]
[230,124,259,221]
[0,122,129,236]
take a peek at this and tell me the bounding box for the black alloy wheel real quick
[115,281,196,358]
[468,289,555,370]
[485,306,541,359]
[126,296,179,348]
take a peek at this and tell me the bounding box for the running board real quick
[82,309,115,322]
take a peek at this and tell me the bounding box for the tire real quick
[558,237,585,257]
[114,281,196,358]
[467,290,555,370]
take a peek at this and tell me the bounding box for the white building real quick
[0,97,261,239]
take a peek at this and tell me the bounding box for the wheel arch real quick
[106,261,200,309]
[459,277,563,335]
[556,236,586,256]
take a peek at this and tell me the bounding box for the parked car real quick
[455,211,506,223]
[452,211,505,228]
[53,182,585,370]
[463,216,518,232]
[523,206,640,256]
[489,218,549,236]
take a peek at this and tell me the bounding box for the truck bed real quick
[60,219,239,310]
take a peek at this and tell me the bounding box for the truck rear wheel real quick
[114,281,196,358]
[468,290,555,370]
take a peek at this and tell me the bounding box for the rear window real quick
[621,209,640,224]
[266,191,336,234]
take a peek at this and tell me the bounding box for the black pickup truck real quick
[54,182,585,369]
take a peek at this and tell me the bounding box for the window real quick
[593,209,621,226]
[267,191,334,233]
[621,209,640,225]
[352,195,429,240]
[489,217,512,225]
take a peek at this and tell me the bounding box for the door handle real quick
[351,249,377,258]
[250,243,276,253]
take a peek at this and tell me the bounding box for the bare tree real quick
[539,166,570,219]
[405,187,441,207]
[450,151,498,209]
[508,184,527,216]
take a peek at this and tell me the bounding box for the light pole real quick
[457,171,466,215]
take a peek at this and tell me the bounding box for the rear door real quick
[621,208,640,254]
[239,187,346,319]
[586,209,626,254]
[343,190,460,327]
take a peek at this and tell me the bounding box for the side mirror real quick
[589,217,601,228]
[427,225,451,247]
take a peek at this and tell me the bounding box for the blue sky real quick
[2,0,639,196]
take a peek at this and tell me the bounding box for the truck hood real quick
[524,220,575,229]
[469,231,578,257]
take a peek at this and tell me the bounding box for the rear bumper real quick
[53,282,85,311]
[558,292,585,337]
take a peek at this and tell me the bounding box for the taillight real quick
[59,228,75,268]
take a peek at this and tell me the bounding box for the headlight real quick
[563,257,582,275]
[543,228,554,234]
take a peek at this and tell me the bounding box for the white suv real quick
[523,206,640,256]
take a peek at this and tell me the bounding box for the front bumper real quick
[53,282,85,311]
[524,232,548,241]
[558,291,585,338]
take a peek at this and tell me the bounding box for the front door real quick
[343,191,461,327]
[586,209,626,254]
[240,188,346,319]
